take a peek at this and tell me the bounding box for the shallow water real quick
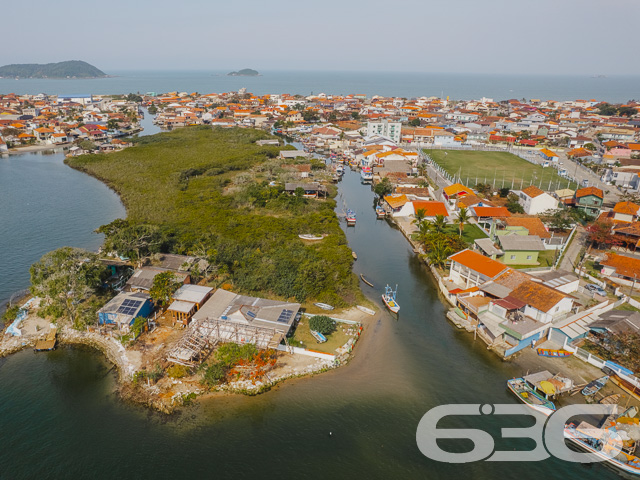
[0,169,622,479]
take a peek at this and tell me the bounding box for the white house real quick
[515,185,558,215]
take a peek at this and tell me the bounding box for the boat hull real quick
[536,348,572,357]
[357,305,376,316]
[382,295,400,314]
[507,379,556,416]
[564,428,640,475]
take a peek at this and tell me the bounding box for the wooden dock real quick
[34,329,57,352]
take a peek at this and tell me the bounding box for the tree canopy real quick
[30,247,110,328]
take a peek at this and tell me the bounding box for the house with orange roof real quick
[442,183,473,206]
[601,253,640,282]
[447,249,508,289]
[612,201,640,223]
[383,194,409,213]
[539,148,559,161]
[395,200,448,219]
[573,186,603,217]
[514,185,558,215]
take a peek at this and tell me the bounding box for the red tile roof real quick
[412,201,448,217]
[521,185,545,198]
[508,280,569,313]
[613,201,640,216]
[473,206,511,218]
[601,253,640,278]
[448,249,508,278]
[575,186,603,199]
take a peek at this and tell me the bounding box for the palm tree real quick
[425,238,454,268]
[411,220,432,245]
[412,208,426,225]
[430,214,447,234]
[457,207,470,238]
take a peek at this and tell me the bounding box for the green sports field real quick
[426,149,575,191]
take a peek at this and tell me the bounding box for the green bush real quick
[2,305,20,323]
[202,362,227,386]
[167,364,189,378]
[215,343,258,366]
[309,315,336,335]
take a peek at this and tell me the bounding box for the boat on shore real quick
[357,305,375,316]
[537,348,572,357]
[582,375,609,396]
[314,303,334,311]
[375,206,386,218]
[382,284,400,314]
[310,330,327,343]
[600,394,621,405]
[298,234,324,241]
[506,377,556,416]
[360,274,373,287]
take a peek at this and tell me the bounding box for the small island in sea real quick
[0,60,107,79]
[227,68,260,77]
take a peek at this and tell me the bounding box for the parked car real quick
[585,283,606,296]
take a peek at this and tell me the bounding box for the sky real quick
[3,0,639,75]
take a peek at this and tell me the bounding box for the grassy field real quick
[66,127,360,305]
[426,149,574,191]
[443,224,488,243]
[290,316,352,354]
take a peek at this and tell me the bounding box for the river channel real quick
[0,163,624,479]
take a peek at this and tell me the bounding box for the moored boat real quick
[582,375,609,396]
[360,166,373,183]
[382,284,400,314]
[564,420,640,475]
[352,251,357,260]
[360,274,374,287]
[346,209,357,226]
[314,303,334,311]
[357,305,376,316]
[375,206,386,218]
[536,348,572,357]
[506,377,556,416]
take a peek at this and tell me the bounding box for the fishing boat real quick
[382,284,400,314]
[310,330,327,343]
[360,274,374,287]
[346,209,357,226]
[376,206,386,218]
[360,166,373,183]
[507,378,556,416]
[564,420,640,475]
[536,348,572,358]
[298,234,324,241]
[314,303,334,311]
[336,165,344,175]
[357,305,376,316]
[582,375,609,396]
[352,251,358,260]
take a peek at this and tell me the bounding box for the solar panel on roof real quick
[277,309,293,323]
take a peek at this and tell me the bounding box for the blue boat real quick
[310,330,327,343]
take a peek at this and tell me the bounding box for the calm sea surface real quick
[0,70,638,102]
[0,168,623,479]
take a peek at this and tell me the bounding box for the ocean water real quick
[0,70,638,102]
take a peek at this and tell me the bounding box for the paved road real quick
[559,226,586,272]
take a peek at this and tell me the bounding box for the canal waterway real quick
[0,168,622,479]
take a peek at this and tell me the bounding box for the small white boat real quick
[382,284,400,314]
[299,234,324,241]
[314,303,334,311]
[357,305,375,316]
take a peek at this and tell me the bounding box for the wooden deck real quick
[34,329,57,352]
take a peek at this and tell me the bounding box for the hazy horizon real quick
[3,0,638,76]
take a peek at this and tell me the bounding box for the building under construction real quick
[167,288,300,366]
